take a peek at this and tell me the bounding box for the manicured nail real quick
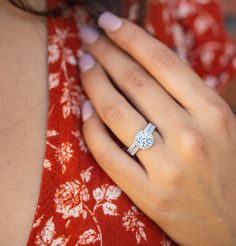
[79,24,100,44]
[78,53,96,72]
[82,100,94,121]
[98,11,123,32]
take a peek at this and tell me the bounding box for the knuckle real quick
[166,166,185,189]
[178,127,206,154]
[208,101,231,127]
[123,66,147,89]
[152,46,175,69]
[150,193,173,218]
[120,24,139,45]
[81,65,102,85]
[102,97,125,123]
[95,37,112,55]
[96,149,121,175]
[97,149,131,180]
[97,148,116,167]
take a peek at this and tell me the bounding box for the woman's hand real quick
[78,12,236,246]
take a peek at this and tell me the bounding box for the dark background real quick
[220,0,236,113]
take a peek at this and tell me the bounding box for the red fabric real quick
[27,1,236,245]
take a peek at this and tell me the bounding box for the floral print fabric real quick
[27,0,236,245]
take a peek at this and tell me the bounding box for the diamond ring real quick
[127,123,156,156]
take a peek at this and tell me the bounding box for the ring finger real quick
[79,53,165,169]
[79,26,192,146]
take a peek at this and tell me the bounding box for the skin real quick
[80,16,236,245]
[0,0,235,245]
[0,1,47,245]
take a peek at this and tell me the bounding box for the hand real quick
[78,12,236,246]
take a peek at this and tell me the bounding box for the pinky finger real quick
[82,100,150,206]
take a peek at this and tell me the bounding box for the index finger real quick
[97,12,220,112]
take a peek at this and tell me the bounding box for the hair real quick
[7,0,147,26]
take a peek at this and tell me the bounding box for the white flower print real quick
[48,27,78,67]
[55,142,73,173]
[51,236,70,246]
[48,27,86,120]
[49,73,60,90]
[54,28,69,42]
[43,159,52,171]
[48,44,60,64]
[71,130,88,153]
[177,2,195,18]
[80,167,94,183]
[33,215,44,228]
[60,78,82,119]
[122,206,147,244]
[194,15,215,35]
[105,185,122,200]
[64,48,77,65]
[200,49,215,68]
[55,142,73,163]
[47,129,59,137]
[42,217,55,242]
[53,170,121,244]
[35,217,69,246]
[93,185,121,203]
[78,136,88,153]
[76,229,100,245]
[102,202,118,216]
[54,180,89,219]
[92,185,122,217]
[35,217,55,245]
[93,187,106,202]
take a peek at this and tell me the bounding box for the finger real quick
[81,100,153,208]
[97,12,220,113]
[79,52,164,166]
[79,26,191,143]
[81,101,191,228]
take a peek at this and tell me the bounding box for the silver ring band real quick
[127,123,156,156]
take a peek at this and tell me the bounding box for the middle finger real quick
[79,25,192,144]
[79,54,165,168]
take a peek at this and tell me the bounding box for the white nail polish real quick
[79,53,96,72]
[82,100,94,121]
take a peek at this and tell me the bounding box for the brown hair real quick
[7,0,147,26]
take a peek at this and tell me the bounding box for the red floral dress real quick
[27,0,236,245]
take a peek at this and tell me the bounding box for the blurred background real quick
[221,0,236,36]
[220,0,236,113]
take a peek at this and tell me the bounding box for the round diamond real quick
[135,130,154,149]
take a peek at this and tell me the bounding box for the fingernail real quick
[79,24,100,44]
[82,100,94,121]
[98,11,123,32]
[79,53,96,72]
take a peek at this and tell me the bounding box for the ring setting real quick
[127,123,156,156]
